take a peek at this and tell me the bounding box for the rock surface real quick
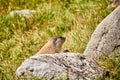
[84,6,120,60]
[15,53,104,80]
[7,9,37,18]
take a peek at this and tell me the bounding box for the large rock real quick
[84,6,120,60]
[15,53,104,80]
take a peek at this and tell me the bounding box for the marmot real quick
[108,0,120,8]
[36,36,66,55]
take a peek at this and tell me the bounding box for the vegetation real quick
[0,0,119,80]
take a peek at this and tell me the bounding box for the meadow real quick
[0,0,120,80]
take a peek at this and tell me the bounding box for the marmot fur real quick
[36,36,66,55]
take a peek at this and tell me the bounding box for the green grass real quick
[98,52,120,80]
[0,0,119,79]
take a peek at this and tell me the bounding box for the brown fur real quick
[108,0,120,8]
[36,36,66,55]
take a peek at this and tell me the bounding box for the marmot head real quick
[36,36,66,54]
[108,0,120,8]
[51,36,66,52]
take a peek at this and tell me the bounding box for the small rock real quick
[108,0,120,8]
[7,9,37,18]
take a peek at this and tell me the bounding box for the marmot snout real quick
[36,36,66,55]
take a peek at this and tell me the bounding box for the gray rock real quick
[84,6,120,60]
[15,53,104,80]
[7,9,37,18]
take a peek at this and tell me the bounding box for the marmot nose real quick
[58,36,66,40]
[62,37,66,41]
[63,37,66,40]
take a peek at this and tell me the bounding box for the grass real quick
[98,52,120,80]
[0,0,119,79]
